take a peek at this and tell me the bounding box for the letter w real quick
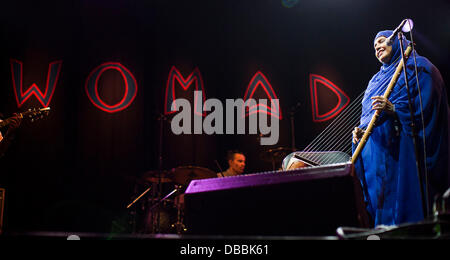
[10,59,62,108]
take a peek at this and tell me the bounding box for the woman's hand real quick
[371,96,395,115]
[352,127,365,144]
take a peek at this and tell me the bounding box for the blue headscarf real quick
[374,30,405,67]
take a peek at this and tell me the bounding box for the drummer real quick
[217,150,246,177]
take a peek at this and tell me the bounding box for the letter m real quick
[10,59,62,108]
[164,66,206,117]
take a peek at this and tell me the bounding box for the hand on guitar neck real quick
[0,107,50,158]
[0,107,50,142]
[0,114,21,157]
[0,113,22,142]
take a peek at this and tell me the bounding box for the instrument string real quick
[308,115,361,164]
[316,113,361,153]
[302,109,361,163]
[302,91,364,153]
[302,92,364,164]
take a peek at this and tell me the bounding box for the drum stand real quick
[128,113,169,233]
[127,112,188,234]
[148,186,180,212]
[148,185,186,234]
[171,185,187,234]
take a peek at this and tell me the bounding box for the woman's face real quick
[374,36,393,64]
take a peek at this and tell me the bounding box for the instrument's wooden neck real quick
[0,108,49,130]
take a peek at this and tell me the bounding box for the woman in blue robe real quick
[352,30,450,226]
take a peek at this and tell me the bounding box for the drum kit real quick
[126,144,293,234]
[125,106,302,234]
[127,165,217,234]
[127,114,221,234]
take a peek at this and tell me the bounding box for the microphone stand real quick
[397,32,429,218]
[153,113,168,233]
[290,102,301,152]
[290,109,296,152]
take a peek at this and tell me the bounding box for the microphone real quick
[386,19,413,46]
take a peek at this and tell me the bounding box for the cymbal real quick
[171,166,217,185]
[261,147,295,163]
[141,170,173,183]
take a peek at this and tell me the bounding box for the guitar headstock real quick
[21,107,51,123]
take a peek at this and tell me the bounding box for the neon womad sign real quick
[9,60,348,123]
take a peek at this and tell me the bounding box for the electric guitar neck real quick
[0,107,51,129]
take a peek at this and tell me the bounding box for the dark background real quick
[0,0,449,233]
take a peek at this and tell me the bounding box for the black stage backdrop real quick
[0,0,449,233]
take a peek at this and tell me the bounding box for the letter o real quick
[85,62,138,113]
